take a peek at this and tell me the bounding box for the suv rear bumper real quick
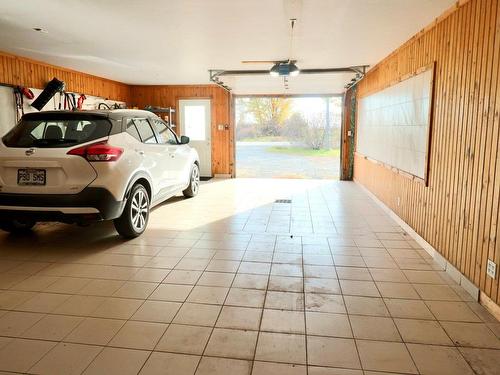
[0,187,125,222]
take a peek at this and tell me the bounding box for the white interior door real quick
[179,99,212,177]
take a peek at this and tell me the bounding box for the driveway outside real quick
[236,141,340,179]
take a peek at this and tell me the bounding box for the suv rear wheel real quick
[114,183,150,238]
[0,219,36,233]
[183,163,200,198]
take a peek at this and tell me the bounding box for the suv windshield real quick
[2,115,112,148]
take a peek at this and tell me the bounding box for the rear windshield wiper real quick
[32,138,79,146]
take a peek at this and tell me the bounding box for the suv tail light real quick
[67,142,123,162]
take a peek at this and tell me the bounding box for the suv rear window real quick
[2,116,112,148]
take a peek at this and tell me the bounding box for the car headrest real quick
[45,125,63,139]
[82,122,96,134]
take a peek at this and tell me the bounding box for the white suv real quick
[0,109,200,238]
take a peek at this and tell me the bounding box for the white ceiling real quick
[0,0,454,95]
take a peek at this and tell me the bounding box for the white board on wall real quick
[356,66,434,182]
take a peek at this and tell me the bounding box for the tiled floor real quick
[0,178,498,375]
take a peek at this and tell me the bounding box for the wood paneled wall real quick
[353,0,500,305]
[130,85,233,175]
[0,52,131,102]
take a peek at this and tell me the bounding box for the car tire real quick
[114,183,150,238]
[183,163,200,198]
[0,219,36,233]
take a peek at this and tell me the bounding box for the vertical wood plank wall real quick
[0,52,130,102]
[130,85,233,175]
[353,0,500,305]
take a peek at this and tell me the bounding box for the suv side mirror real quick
[180,135,190,144]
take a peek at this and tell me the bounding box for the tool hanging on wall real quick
[63,92,77,110]
[20,87,34,100]
[13,86,36,121]
[98,102,111,110]
[99,102,118,110]
[58,90,64,110]
[13,87,24,122]
[77,94,86,110]
[31,77,65,111]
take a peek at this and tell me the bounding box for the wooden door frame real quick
[229,93,236,177]
[340,87,355,180]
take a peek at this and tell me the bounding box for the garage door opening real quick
[235,96,342,179]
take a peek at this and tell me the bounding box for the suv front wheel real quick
[183,163,200,198]
[114,183,150,238]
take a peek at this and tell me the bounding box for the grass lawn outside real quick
[239,136,287,142]
[267,146,341,157]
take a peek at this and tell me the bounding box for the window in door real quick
[125,120,141,142]
[134,119,157,144]
[152,120,178,145]
[183,105,207,141]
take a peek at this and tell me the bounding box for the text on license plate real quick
[17,169,46,186]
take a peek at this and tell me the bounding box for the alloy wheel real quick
[191,165,200,195]
[131,189,148,231]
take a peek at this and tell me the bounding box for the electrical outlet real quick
[397,197,401,206]
[487,259,497,279]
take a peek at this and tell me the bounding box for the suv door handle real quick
[136,150,145,155]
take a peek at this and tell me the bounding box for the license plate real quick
[17,169,46,186]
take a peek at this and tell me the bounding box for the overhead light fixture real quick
[270,62,300,77]
[270,64,280,77]
[289,62,300,77]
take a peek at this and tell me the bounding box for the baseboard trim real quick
[480,292,500,321]
[354,179,480,302]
